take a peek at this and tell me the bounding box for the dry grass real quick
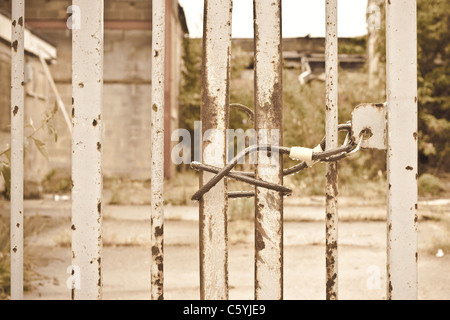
[0,215,50,299]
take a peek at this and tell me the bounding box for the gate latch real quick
[351,103,387,150]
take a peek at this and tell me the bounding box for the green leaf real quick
[32,138,49,161]
[0,162,11,200]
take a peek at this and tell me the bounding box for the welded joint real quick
[351,103,387,150]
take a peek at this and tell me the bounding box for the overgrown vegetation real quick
[0,215,47,299]
[178,1,449,198]
[376,0,450,174]
[0,102,59,199]
[178,39,388,198]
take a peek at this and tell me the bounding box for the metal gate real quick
[9,0,418,300]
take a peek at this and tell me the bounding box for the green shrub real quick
[418,173,444,196]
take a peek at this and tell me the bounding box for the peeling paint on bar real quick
[325,0,339,300]
[199,0,232,300]
[254,0,283,300]
[151,0,165,301]
[71,0,104,300]
[386,0,418,300]
[10,0,25,301]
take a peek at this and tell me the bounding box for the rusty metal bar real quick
[253,0,283,300]
[151,0,165,300]
[71,0,104,300]
[385,0,418,300]
[10,0,25,300]
[199,0,232,300]
[325,0,339,300]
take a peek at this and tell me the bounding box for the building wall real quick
[0,0,187,185]
[0,39,55,189]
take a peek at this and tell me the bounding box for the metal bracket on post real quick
[351,103,387,150]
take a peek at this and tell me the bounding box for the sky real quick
[178,0,370,38]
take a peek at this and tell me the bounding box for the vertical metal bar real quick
[385,0,418,300]
[325,0,339,300]
[71,0,104,300]
[151,0,165,301]
[10,0,25,300]
[253,0,283,300]
[199,0,232,300]
[163,0,172,179]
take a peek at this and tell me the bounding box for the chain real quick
[191,106,366,200]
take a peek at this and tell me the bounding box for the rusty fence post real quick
[151,0,165,301]
[10,0,25,301]
[324,0,339,300]
[71,0,104,300]
[385,0,418,300]
[199,0,232,300]
[253,0,283,300]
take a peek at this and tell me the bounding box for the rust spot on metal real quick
[326,273,337,299]
[21,81,24,86]
[255,227,265,251]
[152,104,158,112]
[71,224,76,230]
[78,82,84,88]
[92,119,98,126]
[18,17,23,27]
[97,142,101,151]
[97,263,102,288]
[13,106,19,116]
[414,96,417,103]
[414,214,418,224]
[388,280,393,293]
[152,246,159,256]
[415,252,418,262]
[154,50,159,57]
[72,97,74,105]
[154,226,163,237]
[97,201,102,214]
[405,166,413,171]
[415,203,418,210]
[12,20,16,27]
[16,223,20,228]
[12,246,17,253]
[389,222,392,231]
[327,213,332,220]
[72,108,75,118]
[413,132,418,140]
[12,40,18,52]
[389,184,392,190]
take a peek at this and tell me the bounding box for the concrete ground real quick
[1,198,449,300]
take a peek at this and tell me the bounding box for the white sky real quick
[179,0,370,38]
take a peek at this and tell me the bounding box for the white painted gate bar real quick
[324,0,339,300]
[253,0,283,300]
[199,0,233,300]
[10,0,25,301]
[385,0,418,300]
[151,0,165,301]
[71,0,104,300]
